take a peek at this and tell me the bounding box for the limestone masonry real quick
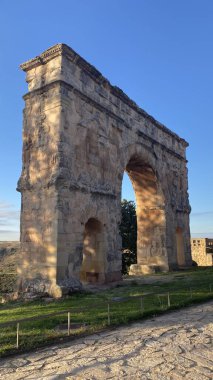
[17,44,192,296]
[191,238,213,266]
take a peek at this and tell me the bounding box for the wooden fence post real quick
[107,303,110,325]
[16,323,19,349]
[68,312,70,336]
[167,292,171,307]
[140,296,143,314]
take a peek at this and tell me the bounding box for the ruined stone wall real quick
[191,238,213,266]
[18,44,192,296]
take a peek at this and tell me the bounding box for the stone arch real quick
[80,218,106,283]
[18,43,191,296]
[176,227,185,267]
[123,143,158,173]
[119,144,168,274]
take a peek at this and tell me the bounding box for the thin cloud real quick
[0,217,19,226]
[191,232,213,238]
[191,211,213,217]
[0,221,12,226]
[0,202,20,235]
[0,230,19,241]
[0,229,19,233]
[0,202,14,209]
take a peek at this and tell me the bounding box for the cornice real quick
[20,44,63,71]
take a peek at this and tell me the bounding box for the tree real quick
[120,199,137,274]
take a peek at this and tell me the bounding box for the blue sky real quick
[0,0,212,240]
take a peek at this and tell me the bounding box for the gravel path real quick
[0,301,212,379]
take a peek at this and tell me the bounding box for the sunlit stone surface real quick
[17,44,191,296]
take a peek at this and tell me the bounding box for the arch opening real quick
[80,218,106,284]
[176,227,185,267]
[122,155,168,274]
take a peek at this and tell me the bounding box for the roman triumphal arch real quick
[17,44,192,296]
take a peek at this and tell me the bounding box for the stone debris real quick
[0,301,212,379]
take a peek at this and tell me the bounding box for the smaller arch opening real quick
[80,218,105,284]
[176,227,185,267]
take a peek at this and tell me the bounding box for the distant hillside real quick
[0,241,20,293]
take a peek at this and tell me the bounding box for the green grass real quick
[0,267,212,357]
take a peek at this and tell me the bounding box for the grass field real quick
[0,267,212,357]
